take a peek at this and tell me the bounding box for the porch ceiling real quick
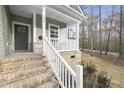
[9,5,43,18]
[9,5,78,24]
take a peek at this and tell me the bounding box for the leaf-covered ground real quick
[81,51,124,88]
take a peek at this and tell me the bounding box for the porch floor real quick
[0,52,59,88]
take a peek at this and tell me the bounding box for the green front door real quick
[15,24,28,51]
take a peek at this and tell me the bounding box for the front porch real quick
[9,5,80,54]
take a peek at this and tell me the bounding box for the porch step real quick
[0,54,59,88]
[0,56,47,73]
[36,77,59,88]
[0,65,50,86]
[0,69,58,88]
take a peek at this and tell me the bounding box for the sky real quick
[82,5,122,20]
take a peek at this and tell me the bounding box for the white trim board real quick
[12,21,31,51]
[46,6,80,24]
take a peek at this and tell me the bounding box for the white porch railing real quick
[47,38,77,51]
[44,37,83,88]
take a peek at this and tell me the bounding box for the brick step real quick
[0,56,45,64]
[0,58,47,73]
[0,55,59,88]
[0,56,46,66]
[0,60,47,74]
[0,69,55,88]
[36,77,59,88]
[0,64,50,87]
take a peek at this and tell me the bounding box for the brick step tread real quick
[36,78,59,88]
[23,75,56,88]
[0,64,50,83]
[0,69,54,88]
[0,56,46,65]
[0,55,45,63]
[0,65,52,87]
[0,61,48,74]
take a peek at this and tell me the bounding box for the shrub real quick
[83,63,97,88]
[84,63,96,76]
[97,71,111,88]
[83,63,111,88]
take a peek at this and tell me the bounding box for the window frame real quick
[48,24,59,39]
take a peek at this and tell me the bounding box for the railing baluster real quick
[44,37,83,88]
[57,58,59,77]
[68,72,70,88]
[53,53,55,70]
[54,55,56,72]
[65,68,67,87]
[56,57,58,76]
[59,61,62,80]
[62,64,64,86]
[72,77,74,88]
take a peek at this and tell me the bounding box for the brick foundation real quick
[33,42,43,54]
[60,51,81,69]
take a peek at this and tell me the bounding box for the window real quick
[49,25,59,38]
[68,25,77,39]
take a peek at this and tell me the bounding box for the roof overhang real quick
[9,5,87,24]
[47,5,87,22]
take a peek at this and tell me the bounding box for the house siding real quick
[12,14,32,24]
[0,6,11,58]
[36,14,66,38]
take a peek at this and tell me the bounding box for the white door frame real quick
[48,23,59,39]
[12,21,31,51]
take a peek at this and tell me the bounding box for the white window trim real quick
[12,21,31,51]
[67,24,77,40]
[48,23,59,39]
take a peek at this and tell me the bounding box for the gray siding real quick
[12,14,32,24]
[36,14,66,40]
[0,6,11,58]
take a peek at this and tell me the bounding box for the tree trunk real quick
[90,6,93,56]
[99,5,102,54]
[119,5,123,58]
[105,6,114,55]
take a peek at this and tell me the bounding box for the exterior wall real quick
[0,6,11,58]
[46,16,68,44]
[33,13,67,54]
[60,51,81,69]
[11,14,33,52]
[12,14,32,24]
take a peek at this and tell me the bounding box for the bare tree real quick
[90,5,93,56]
[99,5,102,54]
[119,5,123,58]
[105,6,114,55]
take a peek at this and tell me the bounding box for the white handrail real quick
[44,37,83,88]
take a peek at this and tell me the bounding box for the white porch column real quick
[77,21,80,51]
[42,6,46,56]
[33,12,37,52]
